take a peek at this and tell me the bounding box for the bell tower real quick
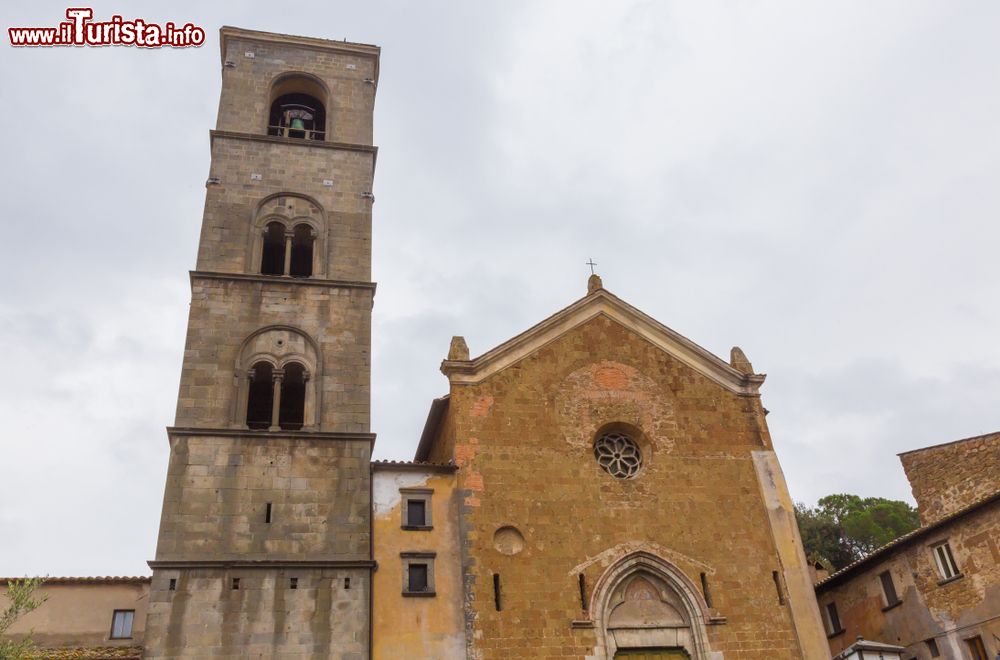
[144,27,379,658]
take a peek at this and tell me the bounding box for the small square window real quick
[110,610,134,639]
[408,564,428,592]
[932,541,960,581]
[400,488,433,529]
[407,499,427,527]
[401,552,436,596]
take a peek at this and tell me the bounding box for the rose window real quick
[594,432,642,479]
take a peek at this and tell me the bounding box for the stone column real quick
[283,231,294,276]
[269,368,285,431]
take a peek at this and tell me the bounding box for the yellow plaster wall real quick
[372,469,465,658]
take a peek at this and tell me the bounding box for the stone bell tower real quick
[143,27,379,659]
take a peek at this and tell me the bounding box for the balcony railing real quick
[267,125,326,141]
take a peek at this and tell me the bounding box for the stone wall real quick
[153,434,370,561]
[900,431,1000,524]
[816,497,1000,659]
[196,138,374,281]
[216,31,377,145]
[427,315,815,659]
[145,27,379,659]
[143,568,368,659]
[174,277,372,433]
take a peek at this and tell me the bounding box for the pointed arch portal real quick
[591,552,713,660]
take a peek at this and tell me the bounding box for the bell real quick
[290,118,306,130]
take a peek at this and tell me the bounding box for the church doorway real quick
[614,650,690,660]
[593,552,713,659]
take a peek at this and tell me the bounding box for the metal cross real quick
[586,258,597,275]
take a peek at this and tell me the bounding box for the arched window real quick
[246,361,275,430]
[267,75,327,141]
[260,221,286,275]
[279,362,307,430]
[244,360,309,431]
[236,327,321,431]
[289,224,314,278]
[251,195,325,279]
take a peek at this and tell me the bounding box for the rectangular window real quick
[925,638,940,657]
[932,541,960,580]
[168,578,177,591]
[232,577,240,590]
[289,577,298,589]
[825,602,843,635]
[408,563,428,592]
[407,499,426,527]
[879,570,900,607]
[400,488,433,529]
[966,636,988,660]
[401,552,436,596]
[110,610,134,639]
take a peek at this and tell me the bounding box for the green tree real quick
[0,577,47,660]
[795,494,919,571]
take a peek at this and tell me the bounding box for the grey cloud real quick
[1,0,998,576]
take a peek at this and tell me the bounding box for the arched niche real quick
[232,325,321,430]
[247,193,327,278]
[266,72,329,141]
[591,552,713,659]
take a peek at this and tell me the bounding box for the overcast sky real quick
[1,1,998,577]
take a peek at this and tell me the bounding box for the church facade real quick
[1,26,831,660]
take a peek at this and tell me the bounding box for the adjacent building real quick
[815,432,1000,660]
[0,576,149,659]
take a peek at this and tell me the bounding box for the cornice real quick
[189,271,377,292]
[219,26,380,66]
[371,460,457,474]
[440,288,765,397]
[209,130,378,158]
[167,426,376,444]
[149,559,375,570]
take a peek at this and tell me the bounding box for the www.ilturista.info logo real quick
[8,8,205,48]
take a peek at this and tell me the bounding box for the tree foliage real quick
[795,494,920,571]
[0,577,47,660]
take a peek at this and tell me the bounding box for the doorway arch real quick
[591,552,712,659]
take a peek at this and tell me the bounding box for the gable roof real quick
[896,429,1000,457]
[439,284,764,396]
[0,576,149,585]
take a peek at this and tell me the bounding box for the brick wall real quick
[900,432,1000,524]
[428,315,811,659]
